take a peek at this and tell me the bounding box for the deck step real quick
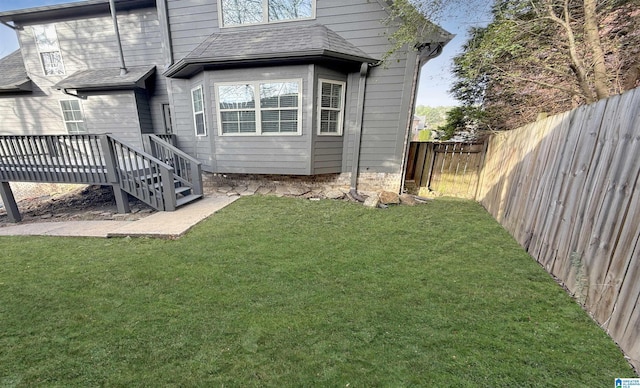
[175,186,192,196]
[176,193,202,208]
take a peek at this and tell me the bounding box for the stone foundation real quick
[202,172,402,196]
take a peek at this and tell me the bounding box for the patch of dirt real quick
[0,185,156,227]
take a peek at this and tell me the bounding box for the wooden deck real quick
[0,134,203,222]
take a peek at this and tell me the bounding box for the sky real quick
[0,0,491,107]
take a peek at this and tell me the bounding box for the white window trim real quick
[59,99,87,134]
[191,85,207,137]
[33,24,65,76]
[317,79,346,136]
[215,79,303,137]
[217,0,316,28]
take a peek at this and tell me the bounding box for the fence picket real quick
[476,87,640,372]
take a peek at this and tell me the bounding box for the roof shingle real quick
[54,66,156,91]
[165,24,377,78]
[0,50,31,92]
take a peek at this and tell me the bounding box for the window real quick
[33,24,65,76]
[60,100,86,134]
[318,80,345,135]
[220,0,314,27]
[191,86,207,136]
[216,80,301,135]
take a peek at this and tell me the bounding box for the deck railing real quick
[0,135,108,184]
[145,134,202,197]
[106,136,176,211]
[0,134,187,221]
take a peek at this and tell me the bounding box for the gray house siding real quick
[163,0,421,178]
[0,89,64,135]
[166,1,219,60]
[82,91,143,146]
[167,74,215,170]
[5,6,168,141]
[135,90,154,134]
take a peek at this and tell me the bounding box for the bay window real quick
[216,80,301,135]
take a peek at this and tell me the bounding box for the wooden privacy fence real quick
[476,87,640,371]
[405,141,487,199]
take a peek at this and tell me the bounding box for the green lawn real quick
[0,196,635,386]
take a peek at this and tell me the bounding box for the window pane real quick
[280,109,297,121]
[280,121,297,132]
[41,52,64,75]
[219,85,256,109]
[33,25,59,52]
[195,113,206,135]
[262,121,279,133]
[240,121,256,133]
[222,0,263,26]
[239,111,256,122]
[321,82,341,109]
[268,0,313,21]
[192,88,204,112]
[262,110,280,121]
[260,82,298,108]
[222,122,239,134]
[221,111,239,122]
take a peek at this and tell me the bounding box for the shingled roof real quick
[54,66,156,91]
[164,24,377,78]
[0,50,32,92]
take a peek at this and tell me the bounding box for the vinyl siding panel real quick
[135,90,154,134]
[0,90,66,135]
[10,7,169,141]
[166,0,218,60]
[83,91,143,147]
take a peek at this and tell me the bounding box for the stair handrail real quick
[145,134,203,196]
[102,134,177,211]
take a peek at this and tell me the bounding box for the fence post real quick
[474,139,490,201]
[421,142,436,190]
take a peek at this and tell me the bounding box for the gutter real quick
[399,42,449,194]
[349,62,370,202]
[0,20,22,30]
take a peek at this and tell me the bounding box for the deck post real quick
[100,135,130,214]
[0,181,22,222]
[111,184,130,214]
[160,167,176,211]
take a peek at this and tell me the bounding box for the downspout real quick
[156,0,174,67]
[349,62,370,202]
[109,0,128,76]
[399,43,445,194]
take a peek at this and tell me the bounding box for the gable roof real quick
[164,24,377,78]
[54,66,156,91]
[0,50,31,92]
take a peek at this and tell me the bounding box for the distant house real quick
[0,0,451,216]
